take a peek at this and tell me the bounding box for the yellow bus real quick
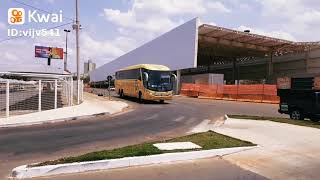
[115,64,176,103]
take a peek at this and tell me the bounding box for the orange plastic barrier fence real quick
[181,83,279,104]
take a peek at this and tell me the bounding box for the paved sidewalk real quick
[215,117,320,180]
[0,92,128,127]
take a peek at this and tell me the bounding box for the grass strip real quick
[32,131,254,167]
[228,115,320,129]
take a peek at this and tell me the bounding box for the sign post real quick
[107,75,113,100]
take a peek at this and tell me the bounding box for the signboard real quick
[35,46,64,59]
[277,77,291,89]
[314,77,320,90]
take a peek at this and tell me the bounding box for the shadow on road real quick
[116,95,169,105]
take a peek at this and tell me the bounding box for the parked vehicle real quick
[109,86,115,91]
[277,77,320,122]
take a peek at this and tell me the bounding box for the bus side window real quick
[316,92,320,105]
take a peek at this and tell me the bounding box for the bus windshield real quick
[143,70,173,92]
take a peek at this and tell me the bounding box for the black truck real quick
[277,77,320,122]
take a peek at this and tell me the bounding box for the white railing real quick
[0,79,84,118]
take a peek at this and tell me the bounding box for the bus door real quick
[316,92,320,112]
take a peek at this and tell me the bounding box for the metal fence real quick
[0,79,83,118]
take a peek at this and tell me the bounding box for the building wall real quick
[184,49,320,84]
[90,18,199,82]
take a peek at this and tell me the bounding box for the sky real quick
[0,0,319,73]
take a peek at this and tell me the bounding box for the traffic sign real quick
[107,75,113,81]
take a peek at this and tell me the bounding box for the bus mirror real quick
[143,72,149,82]
[171,74,177,81]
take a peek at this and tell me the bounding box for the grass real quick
[228,115,320,129]
[32,131,254,167]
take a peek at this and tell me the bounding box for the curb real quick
[11,146,257,179]
[0,112,111,128]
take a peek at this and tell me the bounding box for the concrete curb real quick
[11,146,257,179]
[0,112,111,128]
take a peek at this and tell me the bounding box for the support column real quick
[54,80,58,109]
[38,80,42,112]
[267,51,274,83]
[232,58,236,84]
[70,78,73,106]
[176,70,181,95]
[6,80,9,118]
[305,50,310,73]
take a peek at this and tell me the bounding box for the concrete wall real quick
[90,18,199,82]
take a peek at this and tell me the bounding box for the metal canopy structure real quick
[196,24,320,83]
[198,24,320,58]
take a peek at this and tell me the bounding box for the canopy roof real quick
[198,24,320,58]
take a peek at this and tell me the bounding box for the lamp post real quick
[64,29,71,72]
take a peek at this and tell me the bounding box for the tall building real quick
[84,60,96,76]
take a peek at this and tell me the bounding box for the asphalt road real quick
[0,95,283,179]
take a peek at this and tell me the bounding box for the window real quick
[116,69,141,80]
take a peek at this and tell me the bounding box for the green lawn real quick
[228,115,320,129]
[32,131,254,167]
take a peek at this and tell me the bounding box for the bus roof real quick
[119,64,170,71]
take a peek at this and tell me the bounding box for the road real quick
[0,95,283,179]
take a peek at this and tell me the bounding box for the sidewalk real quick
[214,117,320,180]
[0,92,128,127]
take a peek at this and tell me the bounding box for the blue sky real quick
[0,0,319,73]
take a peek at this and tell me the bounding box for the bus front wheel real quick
[120,89,124,98]
[138,92,142,103]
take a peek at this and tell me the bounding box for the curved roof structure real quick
[198,24,320,57]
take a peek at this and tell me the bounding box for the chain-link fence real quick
[0,79,83,118]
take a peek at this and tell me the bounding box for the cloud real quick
[257,0,320,41]
[0,22,6,30]
[207,1,232,13]
[103,0,213,35]
[103,8,177,34]
[81,32,136,61]
[46,0,55,4]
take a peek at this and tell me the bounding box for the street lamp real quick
[64,29,71,72]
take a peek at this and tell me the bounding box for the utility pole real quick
[64,29,71,72]
[73,0,81,104]
[75,0,80,81]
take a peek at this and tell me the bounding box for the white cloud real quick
[46,0,55,4]
[207,1,231,13]
[237,25,296,41]
[0,22,6,30]
[80,32,138,67]
[104,8,177,34]
[103,0,213,35]
[258,0,320,41]
[199,19,217,26]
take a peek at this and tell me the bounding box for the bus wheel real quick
[138,92,142,103]
[290,109,304,120]
[159,100,164,103]
[120,89,124,98]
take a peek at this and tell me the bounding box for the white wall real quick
[90,18,199,82]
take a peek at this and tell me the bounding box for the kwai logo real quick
[8,8,25,25]
[8,8,63,25]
